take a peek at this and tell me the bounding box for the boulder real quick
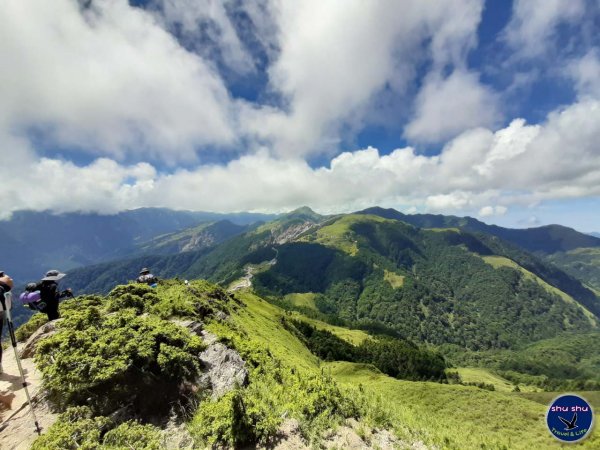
[197,332,248,399]
[20,320,62,359]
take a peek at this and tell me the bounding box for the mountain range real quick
[0,208,275,282]
[54,207,599,352]
[4,206,600,449]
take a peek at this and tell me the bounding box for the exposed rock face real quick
[271,222,315,245]
[197,332,248,399]
[20,320,62,359]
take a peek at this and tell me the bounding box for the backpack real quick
[19,282,47,311]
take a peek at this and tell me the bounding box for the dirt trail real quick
[0,343,57,450]
[229,248,278,292]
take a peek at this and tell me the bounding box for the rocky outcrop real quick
[197,331,248,399]
[20,320,62,359]
[172,322,248,400]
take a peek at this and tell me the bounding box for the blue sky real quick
[1,0,599,231]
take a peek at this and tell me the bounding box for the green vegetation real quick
[252,217,598,350]
[283,292,318,310]
[442,332,600,390]
[450,367,539,393]
[481,255,597,324]
[35,291,206,413]
[546,247,600,292]
[313,214,391,255]
[14,313,48,342]
[284,319,447,381]
[32,406,162,450]
[327,361,599,449]
[383,269,404,288]
[17,278,599,449]
[188,292,393,447]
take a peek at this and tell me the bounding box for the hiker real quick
[0,271,14,374]
[36,270,73,321]
[136,268,158,287]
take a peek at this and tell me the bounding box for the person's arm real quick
[59,288,74,299]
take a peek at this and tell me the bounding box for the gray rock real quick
[171,319,204,336]
[20,320,62,359]
[198,332,248,399]
[214,310,229,321]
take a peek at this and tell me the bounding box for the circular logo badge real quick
[546,394,594,443]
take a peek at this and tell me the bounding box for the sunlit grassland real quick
[519,391,600,409]
[452,367,540,393]
[481,255,597,325]
[225,293,599,449]
[314,214,392,255]
[423,227,461,233]
[327,361,599,449]
[283,292,318,310]
[384,269,405,289]
[220,291,320,370]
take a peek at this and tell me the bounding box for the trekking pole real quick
[2,292,42,435]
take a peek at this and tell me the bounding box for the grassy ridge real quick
[328,361,599,449]
[228,293,599,449]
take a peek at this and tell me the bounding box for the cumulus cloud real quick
[404,70,500,143]
[478,206,507,218]
[3,97,600,219]
[1,0,599,225]
[0,0,235,162]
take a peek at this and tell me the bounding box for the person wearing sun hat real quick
[37,269,73,321]
[136,267,158,287]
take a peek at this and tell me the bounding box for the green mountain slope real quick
[14,278,599,448]
[358,206,600,255]
[546,248,600,292]
[65,212,600,352]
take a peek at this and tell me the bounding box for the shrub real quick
[31,406,162,450]
[15,313,48,342]
[189,335,359,447]
[35,307,205,414]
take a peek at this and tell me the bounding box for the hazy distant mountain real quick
[133,220,251,255]
[589,232,600,238]
[0,208,275,282]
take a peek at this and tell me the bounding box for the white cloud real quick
[478,206,507,218]
[404,70,500,143]
[242,0,486,156]
[4,97,599,219]
[0,0,235,162]
[568,50,600,99]
[0,0,598,225]
[150,0,258,74]
[504,0,585,58]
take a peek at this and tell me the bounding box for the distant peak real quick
[285,206,322,220]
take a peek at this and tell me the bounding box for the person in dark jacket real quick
[38,270,73,321]
[0,271,14,374]
[136,268,158,286]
